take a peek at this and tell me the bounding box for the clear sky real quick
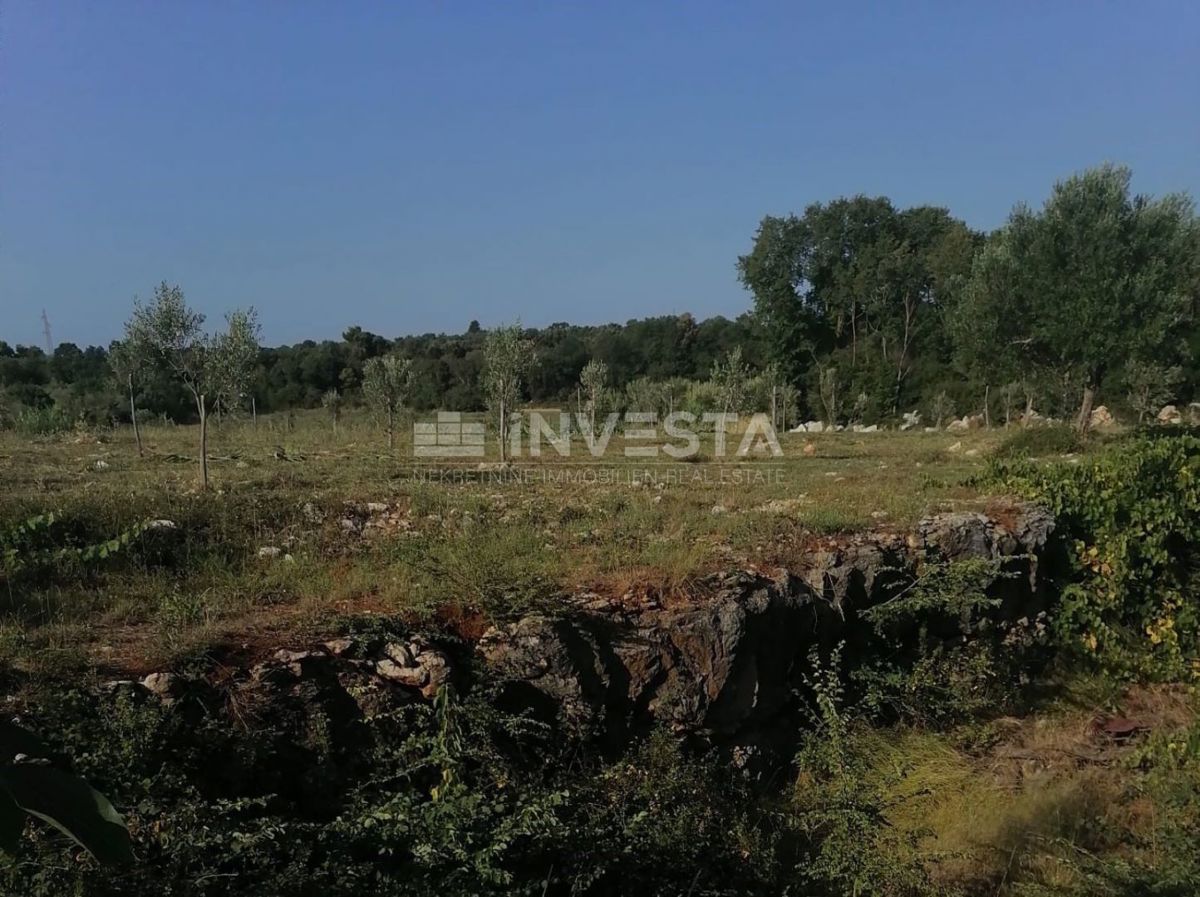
[2,1,1197,347]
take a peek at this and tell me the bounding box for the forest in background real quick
[3,164,1198,432]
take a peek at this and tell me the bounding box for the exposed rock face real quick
[478,504,1056,740]
[134,504,1057,748]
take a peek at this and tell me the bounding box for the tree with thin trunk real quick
[123,283,259,488]
[208,309,259,425]
[108,340,143,457]
[817,365,839,427]
[578,359,608,438]
[929,391,955,429]
[484,324,536,463]
[362,354,413,450]
[1125,361,1183,424]
[710,346,750,419]
[322,388,343,435]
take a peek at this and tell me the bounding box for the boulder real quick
[1158,404,1182,424]
[141,672,182,699]
[946,417,969,432]
[900,411,921,431]
[1089,405,1115,428]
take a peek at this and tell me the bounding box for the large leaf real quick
[0,764,133,865]
[0,793,24,854]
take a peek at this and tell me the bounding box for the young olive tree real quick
[123,282,260,488]
[484,324,536,462]
[578,359,609,438]
[710,346,750,419]
[108,339,143,456]
[322,388,343,435]
[362,354,413,450]
[818,365,839,426]
[209,309,260,423]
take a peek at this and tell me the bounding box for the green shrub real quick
[791,647,933,897]
[987,433,1200,679]
[11,406,75,437]
[992,424,1083,459]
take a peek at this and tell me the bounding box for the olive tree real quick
[483,324,536,462]
[578,359,608,437]
[322,388,343,435]
[710,346,750,418]
[124,282,260,488]
[362,354,413,450]
[960,165,1199,434]
[108,339,144,456]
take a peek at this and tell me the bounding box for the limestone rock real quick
[141,672,183,701]
[1158,404,1182,424]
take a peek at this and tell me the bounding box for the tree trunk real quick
[251,396,257,428]
[983,384,991,429]
[1023,392,1034,428]
[498,398,507,463]
[199,394,209,489]
[128,374,143,457]
[387,406,395,450]
[1076,384,1096,435]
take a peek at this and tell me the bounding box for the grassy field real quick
[5,413,1199,896]
[0,409,1009,676]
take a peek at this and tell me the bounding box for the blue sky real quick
[2,1,1197,347]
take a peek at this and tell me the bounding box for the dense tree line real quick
[739,164,1200,429]
[0,314,762,427]
[2,165,1197,432]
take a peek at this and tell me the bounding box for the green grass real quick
[0,409,1066,673]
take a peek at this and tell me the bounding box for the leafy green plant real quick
[791,645,932,896]
[992,424,1083,459]
[1,512,153,581]
[987,433,1200,678]
[0,718,132,865]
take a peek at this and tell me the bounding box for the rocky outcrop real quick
[478,503,1056,740]
[131,504,1057,749]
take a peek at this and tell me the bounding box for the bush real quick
[11,405,75,436]
[992,424,1083,459]
[986,433,1200,678]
